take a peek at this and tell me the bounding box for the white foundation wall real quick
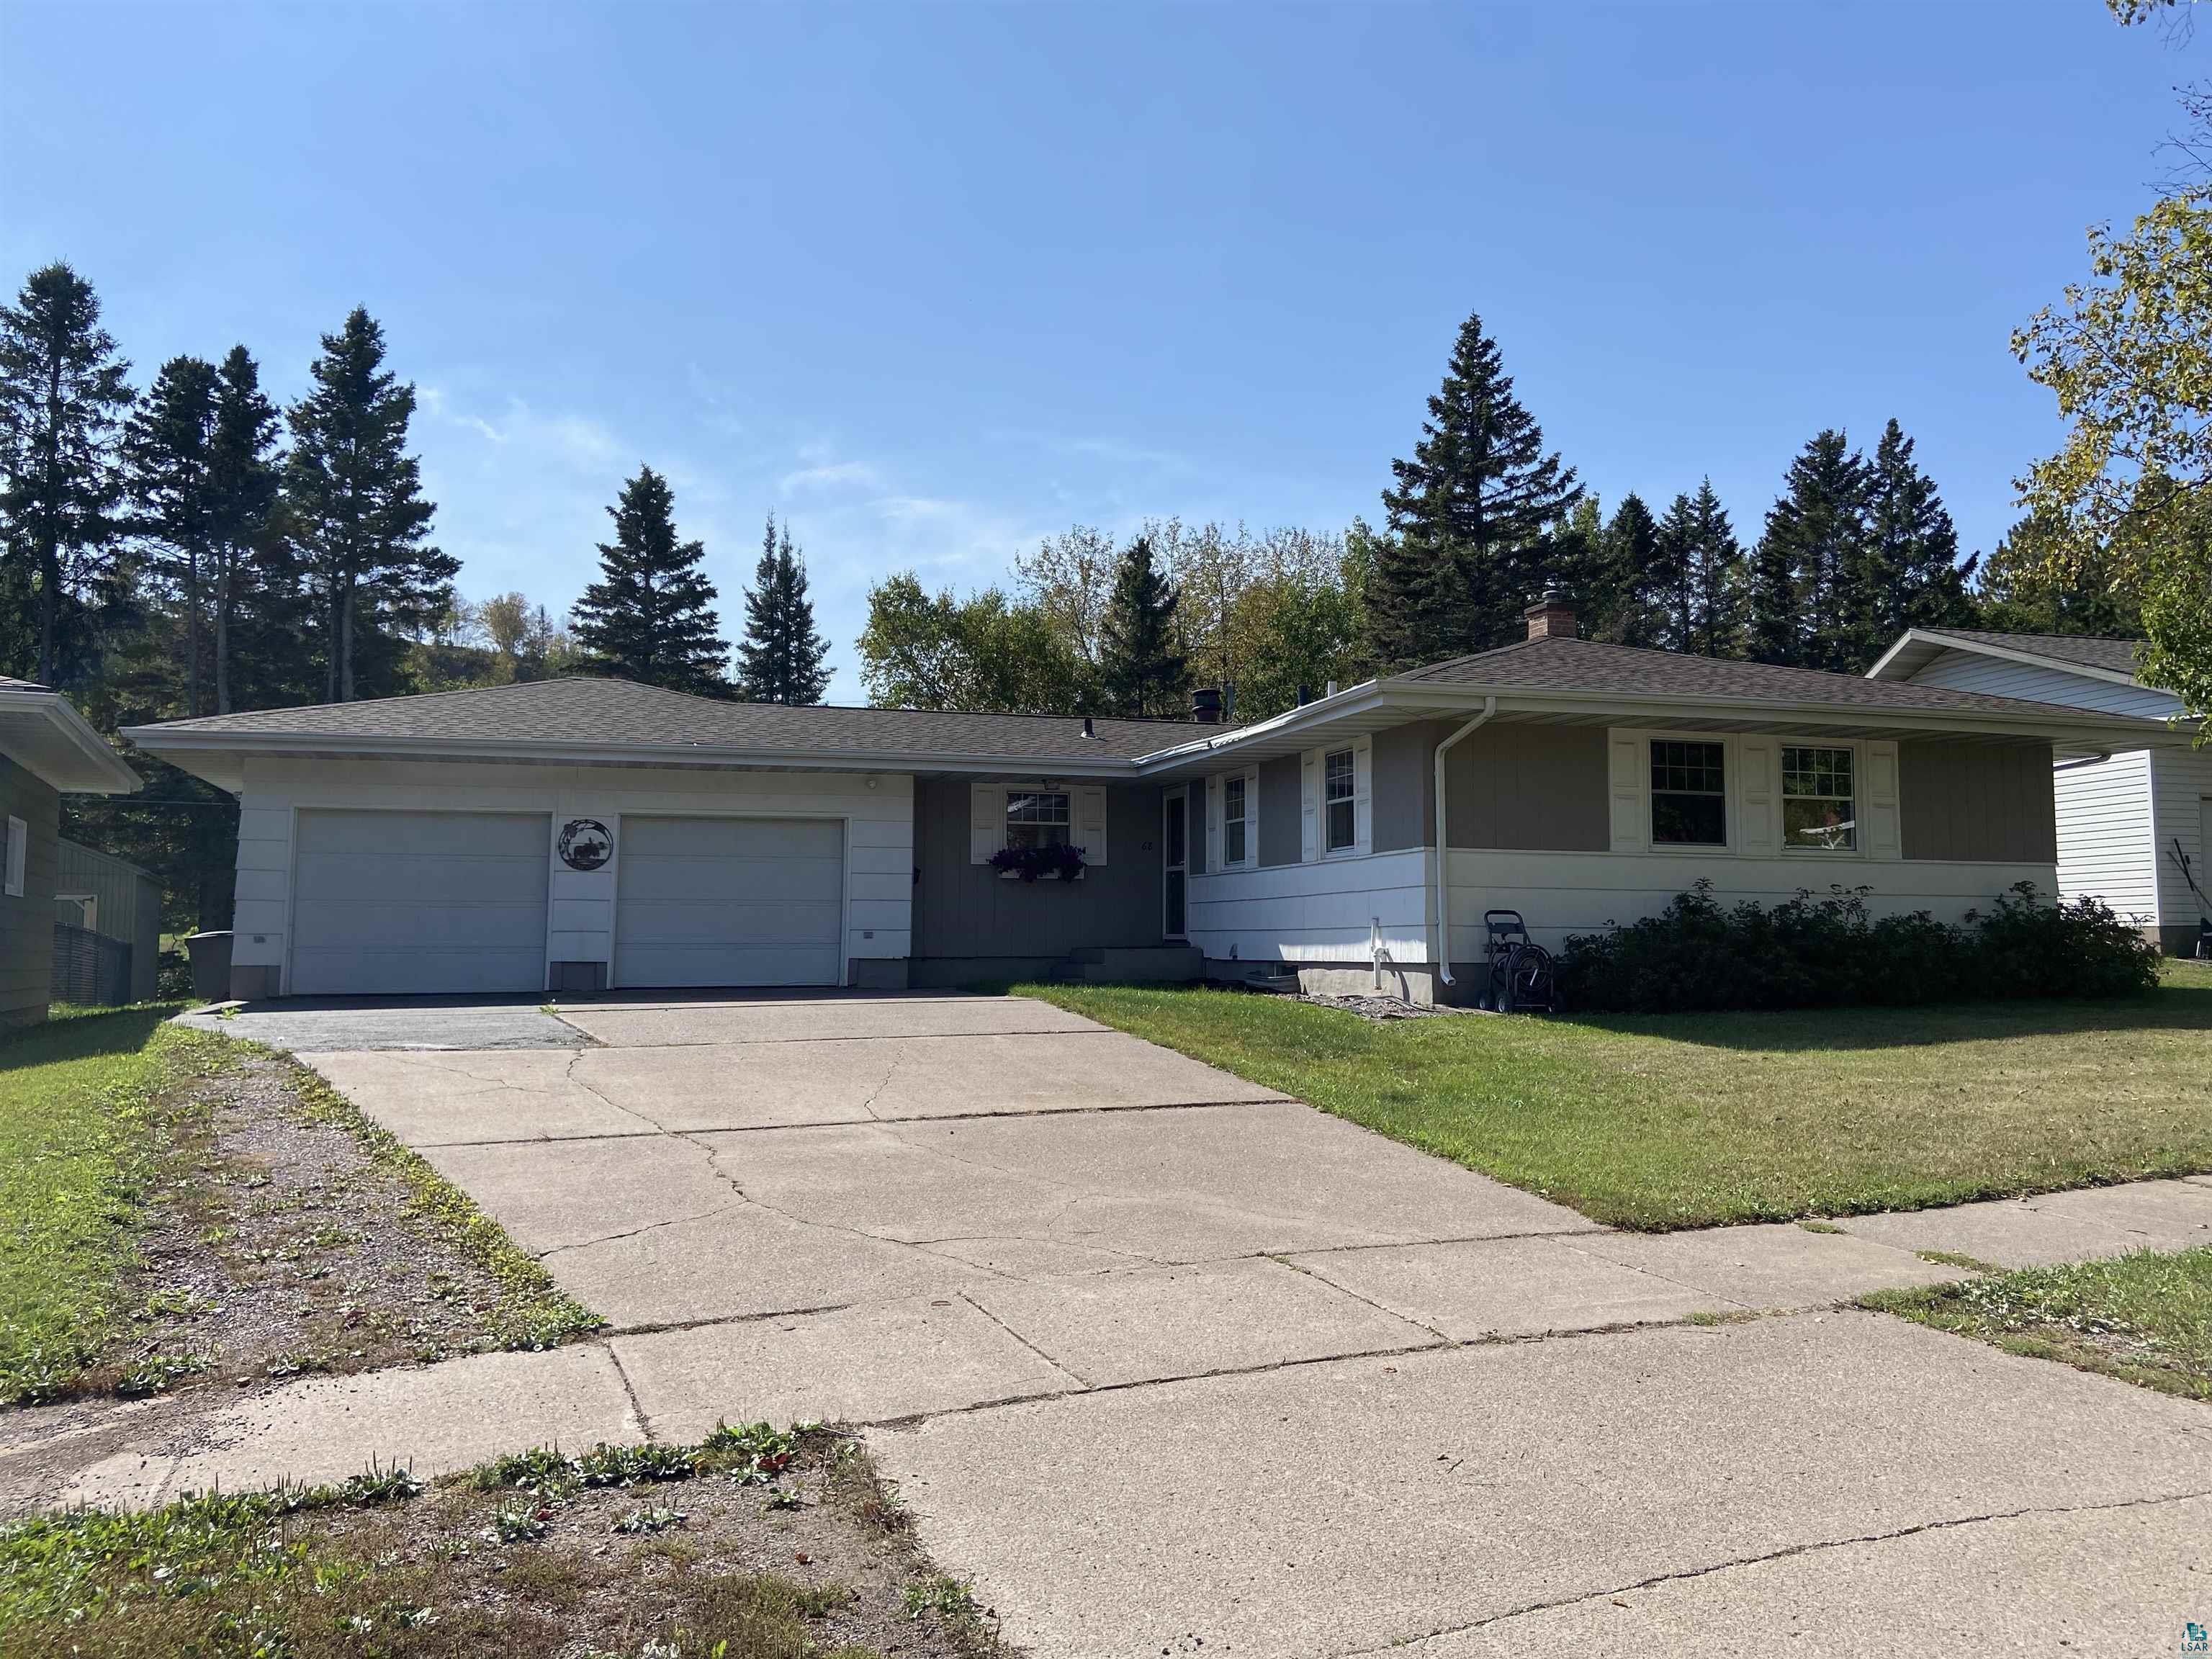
[229,757,914,994]
[1443,849,2061,961]
[1187,848,1433,969]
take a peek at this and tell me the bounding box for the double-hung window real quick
[1323,748,1357,853]
[1650,741,1727,847]
[1004,791,1071,850]
[1781,746,1856,851]
[2,816,22,898]
[1223,773,1249,866]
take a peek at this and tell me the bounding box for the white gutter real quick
[1431,696,1496,989]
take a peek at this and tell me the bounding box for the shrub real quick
[1554,880,2159,1013]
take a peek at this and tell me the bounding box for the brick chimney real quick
[1523,583,1577,641]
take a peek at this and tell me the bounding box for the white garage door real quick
[291,810,550,996]
[615,815,844,989]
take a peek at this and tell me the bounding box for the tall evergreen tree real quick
[1370,312,1581,670]
[205,346,291,714]
[734,513,832,704]
[572,464,729,696]
[1098,534,1187,716]
[1681,478,1745,659]
[125,355,220,716]
[1645,493,1699,651]
[1603,493,1668,645]
[0,261,135,687]
[1973,511,2146,637]
[284,307,453,701]
[1854,418,1975,662]
[1746,430,1869,668]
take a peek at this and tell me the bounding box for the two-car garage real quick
[287,809,845,996]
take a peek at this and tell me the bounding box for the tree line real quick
[0,261,835,929]
[855,307,2116,723]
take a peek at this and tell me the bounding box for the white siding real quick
[2151,745,2212,932]
[230,757,914,994]
[1187,848,1430,966]
[2053,752,2159,925]
[1445,850,2058,961]
[1907,649,2180,719]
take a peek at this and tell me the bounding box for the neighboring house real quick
[1869,627,2212,957]
[0,676,145,1028]
[53,840,163,1005]
[129,598,2177,1005]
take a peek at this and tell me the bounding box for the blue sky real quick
[1,1,2196,702]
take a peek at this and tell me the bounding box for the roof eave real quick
[122,725,1150,778]
[0,688,141,793]
[1869,629,2147,691]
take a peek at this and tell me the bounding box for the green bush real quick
[1555,881,2160,1013]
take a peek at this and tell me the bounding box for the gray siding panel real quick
[1444,724,1611,851]
[1257,756,1302,868]
[0,755,60,1027]
[1900,739,2059,863]
[56,840,161,1002]
[911,778,1166,958]
[1372,721,1441,853]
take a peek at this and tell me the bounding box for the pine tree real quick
[1098,534,1187,716]
[0,262,135,687]
[284,307,454,701]
[1973,512,2145,637]
[572,464,729,696]
[1604,493,1668,645]
[1854,418,1974,663]
[126,356,220,716]
[1681,479,1745,658]
[734,513,832,704]
[1746,431,1869,668]
[1644,493,1699,651]
[205,346,289,714]
[1370,312,1581,670]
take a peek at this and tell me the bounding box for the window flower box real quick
[990,843,1088,883]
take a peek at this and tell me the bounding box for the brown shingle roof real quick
[1395,635,2121,719]
[1916,627,2145,678]
[137,675,1202,761]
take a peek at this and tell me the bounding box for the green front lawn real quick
[0,1009,189,1401]
[1020,975,2212,1229]
[1869,1246,2212,1401]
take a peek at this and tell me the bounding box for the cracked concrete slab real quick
[2018,1178,2212,1253]
[610,1297,1080,1441]
[1404,1493,2212,1658]
[178,997,585,1053]
[701,1102,1596,1264]
[62,1346,639,1510]
[963,1257,1440,1387]
[305,1048,651,1145]
[421,1134,742,1256]
[1839,1197,2146,1269]
[868,1312,2212,1659]
[545,1205,984,1329]
[1571,1222,1959,1308]
[1286,1236,1735,1341]
[555,994,1102,1046]
[310,1030,1285,1149]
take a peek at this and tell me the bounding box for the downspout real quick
[1432,697,1498,989]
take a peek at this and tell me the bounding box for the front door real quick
[1163,791,1188,940]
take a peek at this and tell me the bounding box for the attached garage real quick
[613,815,845,989]
[291,809,550,995]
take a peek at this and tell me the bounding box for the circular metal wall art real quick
[558,818,613,871]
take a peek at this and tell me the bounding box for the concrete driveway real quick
[213,991,2212,1658]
